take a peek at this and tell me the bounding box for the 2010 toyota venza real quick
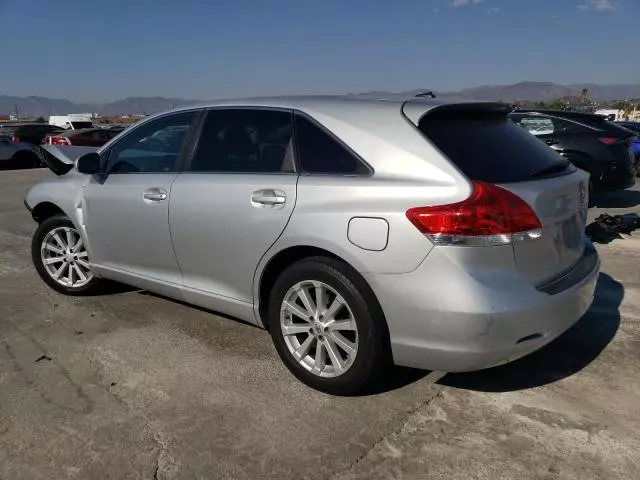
[25,97,599,394]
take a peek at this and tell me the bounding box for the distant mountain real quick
[351,82,640,103]
[99,97,201,116]
[569,84,640,101]
[0,95,96,118]
[2,82,639,117]
[455,82,577,102]
[0,95,200,118]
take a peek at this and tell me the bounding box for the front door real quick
[169,108,297,303]
[83,110,199,284]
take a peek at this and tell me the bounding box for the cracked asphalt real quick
[1,169,639,480]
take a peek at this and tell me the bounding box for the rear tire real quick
[267,256,390,395]
[12,151,41,169]
[32,215,104,296]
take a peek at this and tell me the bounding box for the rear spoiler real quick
[402,101,513,126]
[39,145,99,176]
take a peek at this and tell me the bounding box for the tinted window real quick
[189,109,293,173]
[295,114,368,175]
[71,121,93,129]
[419,111,569,183]
[105,111,196,173]
[512,115,556,135]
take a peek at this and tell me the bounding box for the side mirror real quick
[77,152,101,174]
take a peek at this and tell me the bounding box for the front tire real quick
[267,257,390,395]
[12,151,42,169]
[32,215,103,295]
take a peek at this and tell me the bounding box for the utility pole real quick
[13,104,19,123]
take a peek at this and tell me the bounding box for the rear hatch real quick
[408,102,589,287]
[603,121,637,165]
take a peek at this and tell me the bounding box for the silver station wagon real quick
[25,97,599,394]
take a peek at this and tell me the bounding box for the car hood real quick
[39,145,98,176]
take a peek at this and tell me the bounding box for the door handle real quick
[143,190,167,201]
[545,139,558,146]
[251,189,286,206]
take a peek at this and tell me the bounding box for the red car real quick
[42,128,123,147]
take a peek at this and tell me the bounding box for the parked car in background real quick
[0,123,64,145]
[49,114,94,130]
[25,98,599,394]
[595,109,624,122]
[615,121,640,175]
[0,135,42,169]
[43,128,123,147]
[510,110,636,194]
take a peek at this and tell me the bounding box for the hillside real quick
[2,82,639,117]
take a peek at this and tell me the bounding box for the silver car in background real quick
[25,97,599,394]
[0,134,42,169]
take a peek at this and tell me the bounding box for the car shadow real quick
[591,188,640,208]
[438,273,622,393]
[85,280,139,296]
[352,366,430,396]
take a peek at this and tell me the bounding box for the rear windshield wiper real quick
[529,159,572,179]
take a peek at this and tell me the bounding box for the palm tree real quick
[580,88,589,103]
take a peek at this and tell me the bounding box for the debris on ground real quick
[586,213,640,244]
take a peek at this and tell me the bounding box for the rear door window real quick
[418,109,569,183]
[188,109,294,173]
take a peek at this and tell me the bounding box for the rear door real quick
[169,108,297,302]
[417,105,589,286]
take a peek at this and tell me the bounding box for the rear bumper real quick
[365,243,600,372]
[598,160,636,191]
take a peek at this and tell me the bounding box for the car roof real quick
[157,95,501,125]
[98,96,500,182]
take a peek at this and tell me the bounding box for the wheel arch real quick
[31,201,67,223]
[256,244,387,336]
[12,148,40,165]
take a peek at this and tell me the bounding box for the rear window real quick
[71,121,93,129]
[418,109,570,183]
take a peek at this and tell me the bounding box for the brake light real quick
[598,137,621,146]
[406,181,543,246]
[10,135,20,143]
[47,136,72,146]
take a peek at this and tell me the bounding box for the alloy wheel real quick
[40,226,93,288]
[280,280,358,378]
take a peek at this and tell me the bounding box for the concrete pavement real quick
[1,169,639,479]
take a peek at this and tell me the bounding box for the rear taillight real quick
[598,137,622,146]
[47,136,71,146]
[10,135,20,143]
[406,181,543,246]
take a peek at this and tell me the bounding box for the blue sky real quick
[0,0,637,102]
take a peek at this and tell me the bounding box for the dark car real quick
[42,128,122,147]
[510,110,636,194]
[615,122,640,173]
[1,123,65,145]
